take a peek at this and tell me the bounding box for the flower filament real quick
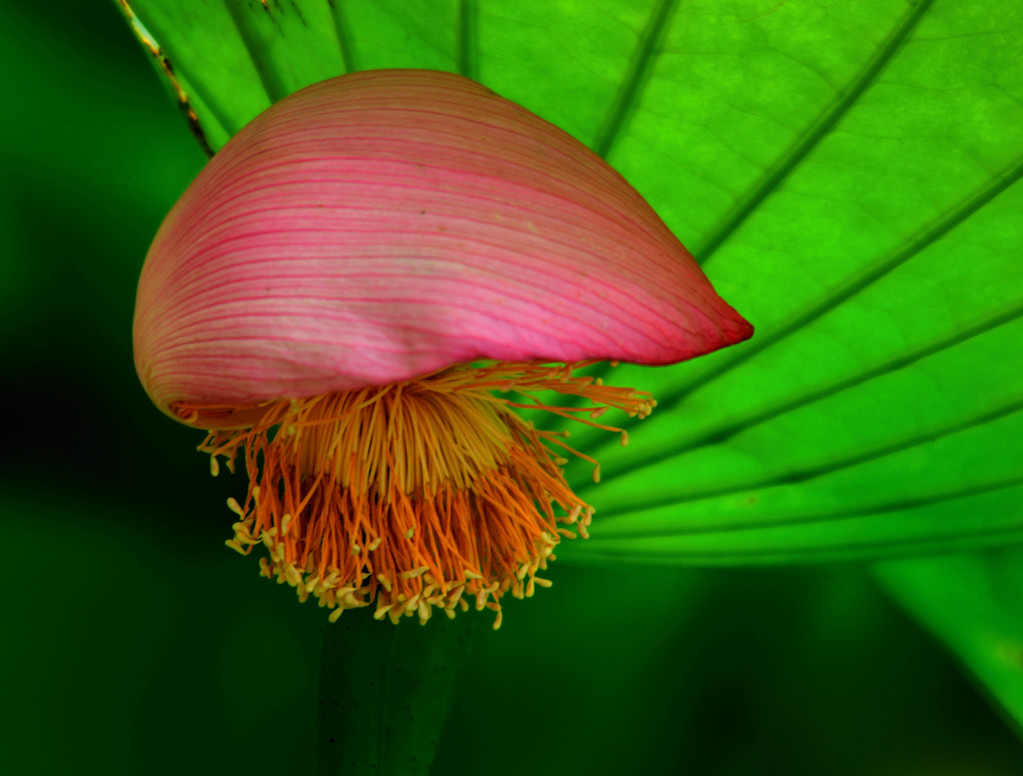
[176,361,654,629]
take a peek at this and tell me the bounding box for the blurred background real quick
[2,2,1022,774]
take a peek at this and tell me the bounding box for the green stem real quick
[316,609,478,775]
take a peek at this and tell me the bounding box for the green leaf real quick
[118,0,1023,563]
[876,548,1023,730]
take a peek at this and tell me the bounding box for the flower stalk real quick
[317,609,477,776]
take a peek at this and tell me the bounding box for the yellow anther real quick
[225,539,245,555]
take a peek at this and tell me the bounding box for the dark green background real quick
[2,2,1022,774]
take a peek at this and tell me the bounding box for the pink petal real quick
[134,69,752,415]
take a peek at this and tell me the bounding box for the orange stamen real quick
[173,361,654,628]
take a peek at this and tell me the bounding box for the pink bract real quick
[134,69,752,417]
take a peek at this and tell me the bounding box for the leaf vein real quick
[587,299,1023,467]
[568,519,1023,565]
[694,0,938,264]
[580,400,1023,514]
[222,0,288,103]
[592,0,679,159]
[617,153,1023,426]
[457,0,478,80]
[329,0,357,73]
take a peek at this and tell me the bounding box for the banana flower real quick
[133,69,752,628]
